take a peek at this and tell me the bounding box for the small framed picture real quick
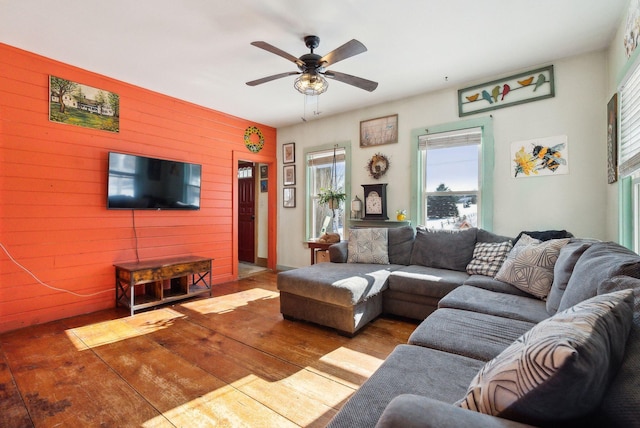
[360,114,398,147]
[283,142,295,164]
[283,165,296,186]
[260,164,268,179]
[260,179,268,192]
[283,187,296,208]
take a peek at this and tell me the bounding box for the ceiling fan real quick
[246,35,378,95]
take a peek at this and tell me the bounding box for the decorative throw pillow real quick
[495,234,570,299]
[456,289,634,425]
[466,241,513,277]
[347,228,389,264]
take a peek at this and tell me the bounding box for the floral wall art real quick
[511,135,568,178]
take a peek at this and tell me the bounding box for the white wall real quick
[277,51,610,269]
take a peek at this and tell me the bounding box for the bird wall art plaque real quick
[458,65,554,117]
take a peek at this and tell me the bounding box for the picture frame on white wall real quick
[510,135,568,178]
[283,165,296,186]
[283,142,295,164]
[283,187,296,208]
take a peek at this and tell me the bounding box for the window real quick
[412,117,493,230]
[419,128,480,229]
[305,145,349,240]
[619,57,640,250]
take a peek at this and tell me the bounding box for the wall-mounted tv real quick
[107,152,201,210]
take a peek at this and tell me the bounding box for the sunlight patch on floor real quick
[318,346,385,379]
[142,383,299,428]
[181,288,279,315]
[66,308,185,350]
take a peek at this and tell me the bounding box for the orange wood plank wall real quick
[0,43,277,333]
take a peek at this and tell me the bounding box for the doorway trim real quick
[232,150,277,278]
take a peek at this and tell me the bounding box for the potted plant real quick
[318,187,346,210]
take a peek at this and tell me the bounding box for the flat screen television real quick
[107,152,201,210]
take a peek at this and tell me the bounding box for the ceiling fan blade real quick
[250,41,304,67]
[320,39,367,67]
[324,70,378,92]
[246,71,300,86]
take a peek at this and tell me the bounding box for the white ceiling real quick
[0,0,628,128]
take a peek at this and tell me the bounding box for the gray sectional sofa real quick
[276,226,640,427]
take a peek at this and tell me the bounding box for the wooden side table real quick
[305,241,335,265]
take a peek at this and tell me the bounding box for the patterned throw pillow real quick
[347,228,389,264]
[456,289,634,425]
[495,234,570,299]
[466,241,513,277]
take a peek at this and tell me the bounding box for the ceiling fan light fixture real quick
[294,72,328,95]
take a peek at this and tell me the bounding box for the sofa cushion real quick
[408,308,535,361]
[456,290,634,425]
[557,241,640,312]
[277,263,401,307]
[326,345,485,428]
[439,285,550,324]
[377,395,536,428]
[347,228,390,264]
[463,275,532,297]
[466,241,513,277]
[328,241,348,263]
[546,239,596,315]
[388,265,468,299]
[494,234,569,300]
[410,227,478,272]
[387,226,415,265]
[593,275,640,427]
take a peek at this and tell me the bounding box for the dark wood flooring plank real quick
[124,310,345,426]
[70,310,297,427]
[0,347,32,428]
[0,272,416,427]
[2,321,164,427]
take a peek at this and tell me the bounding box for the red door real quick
[238,163,256,263]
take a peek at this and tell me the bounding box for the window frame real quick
[304,142,352,241]
[410,117,494,230]
[617,51,640,251]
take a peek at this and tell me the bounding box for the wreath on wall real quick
[366,153,390,179]
[244,126,265,153]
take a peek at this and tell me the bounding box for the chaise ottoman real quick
[277,262,403,336]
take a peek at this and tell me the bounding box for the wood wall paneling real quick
[0,42,277,333]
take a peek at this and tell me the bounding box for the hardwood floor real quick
[0,271,418,427]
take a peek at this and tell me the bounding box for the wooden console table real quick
[115,256,213,315]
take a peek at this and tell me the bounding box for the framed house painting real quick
[49,75,120,132]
